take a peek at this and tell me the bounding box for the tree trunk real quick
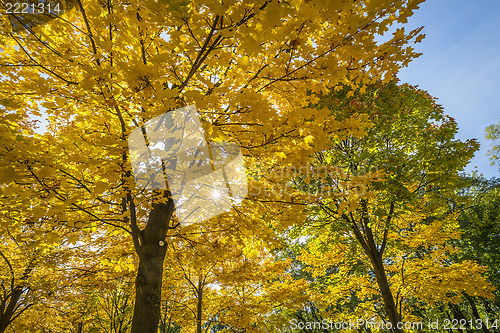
[196,280,203,333]
[448,303,473,333]
[0,288,24,333]
[130,193,175,333]
[464,294,490,333]
[370,252,402,333]
[352,201,401,333]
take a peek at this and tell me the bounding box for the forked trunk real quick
[130,195,175,333]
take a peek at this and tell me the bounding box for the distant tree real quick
[486,122,500,168]
[455,176,500,330]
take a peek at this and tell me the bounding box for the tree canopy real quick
[0,0,498,333]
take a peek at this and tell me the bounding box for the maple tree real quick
[389,175,500,333]
[0,112,70,332]
[0,0,430,332]
[452,177,500,329]
[486,121,500,169]
[285,81,494,332]
[91,280,134,333]
[155,218,307,332]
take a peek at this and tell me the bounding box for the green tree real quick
[293,81,492,332]
[486,122,500,168]
[454,177,500,331]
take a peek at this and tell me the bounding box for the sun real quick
[211,189,222,201]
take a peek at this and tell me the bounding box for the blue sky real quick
[396,0,500,179]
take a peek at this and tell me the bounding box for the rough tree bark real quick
[129,191,176,333]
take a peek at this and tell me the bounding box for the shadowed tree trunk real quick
[369,250,402,333]
[0,287,29,333]
[196,279,203,333]
[129,191,176,333]
[342,200,402,333]
[0,250,38,333]
[464,294,491,333]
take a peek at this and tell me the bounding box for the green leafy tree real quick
[292,81,493,332]
[486,122,500,169]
